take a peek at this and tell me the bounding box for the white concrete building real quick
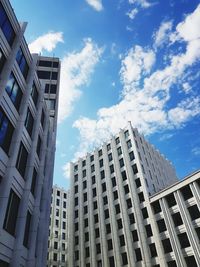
[47,186,69,267]
[0,0,60,266]
[68,123,185,267]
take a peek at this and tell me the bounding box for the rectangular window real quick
[110,164,114,174]
[36,135,42,159]
[178,233,190,248]
[149,243,157,258]
[121,252,128,265]
[31,83,39,107]
[30,168,37,197]
[117,146,122,155]
[37,70,58,80]
[108,153,113,162]
[3,189,20,236]
[0,107,14,154]
[46,99,56,110]
[24,108,34,137]
[0,3,15,45]
[157,219,167,233]
[45,83,57,94]
[99,159,103,168]
[135,248,142,261]
[162,238,172,253]
[129,151,135,161]
[132,164,138,174]
[16,47,29,79]
[115,137,120,145]
[119,158,124,168]
[16,142,28,178]
[23,211,31,248]
[0,47,6,72]
[127,140,132,149]
[6,72,23,111]
[121,170,127,181]
[100,170,105,179]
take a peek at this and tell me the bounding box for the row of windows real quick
[3,189,31,248]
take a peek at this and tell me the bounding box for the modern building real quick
[0,0,60,266]
[47,186,69,267]
[68,123,183,267]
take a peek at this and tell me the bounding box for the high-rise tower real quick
[0,0,60,266]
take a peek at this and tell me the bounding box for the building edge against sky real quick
[68,123,200,267]
[0,0,60,266]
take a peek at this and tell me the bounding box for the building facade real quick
[0,0,60,266]
[47,186,69,267]
[68,123,181,267]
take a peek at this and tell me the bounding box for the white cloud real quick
[126,8,138,20]
[129,0,154,9]
[28,32,64,54]
[154,21,173,48]
[85,0,103,11]
[191,147,200,156]
[72,5,200,158]
[63,162,70,179]
[159,133,174,141]
[182,82,192,93]
[58,38,103,123]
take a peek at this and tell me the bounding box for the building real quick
[68,123,182,267]
[47,186,69,267]
[0,0,60,266]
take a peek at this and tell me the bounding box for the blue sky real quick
[11,0,200,189]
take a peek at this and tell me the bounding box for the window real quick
[119,158,124,168]
[129,213,135,224]
[16,47,29,79]
[121,170,127,181]
[53,253,57,261]
[0,47,6,72]
[84,218,88,228]
[0,260,9,267]
[102,183,106,192]
[142,207,148,219]
[162,238,172,253]
[85,232,89,242]
[0,107,14,154]
[75,222,78,231]
[75,250,79,260]
[74,174,78,182]
[37,70,58,80]
[126,198,132,209]
[62,254,65,262]
[135,248,142,261]
[63,211,66,218]
[45,83,57,94]
[56,199,60,206]
[103,196,108,205]
[3,189,20,236]
[106,223,111,234]
[36,135,42,159]
[94,214,99,223]
[74,185,78,194]
[124,130,129,138]
[184,256,198,267]
[75,197,78,206]
[93,188,97,197]
[83,192,87,202]
[30,168,37,197]
[82,160,86,167]
[119,235,125,246]
[117,218,123,229]
[178,233,190,248]
[62,232,66,240]
[112,177,116,187]
[54,241,58,249]
[83,169,86,178]
[92,175,95,184]
[109,256,115,267]
[167,260,177,267]
[107,239,113,250]
[117,146,122,155]
[113,190,118,200]
[96,243,101,254]
[180,185,193,200]
[172,212,183,227]
[40,109,45,129]
[138,192,145,202]
[90,154,94,162]
[99,159,103,168]
[108,153,113,162]
[74,165,78,172]
[24,108,34,137]
[62,221,66,229]
[0,2,15,45]
[121,252,128,265]
[127,140,132,149]
[104,209,109,219]
[157,219,167,233]
[107,143,111,151]
[188,205,200,220]
[83,180,87,189]
[110,164,114,174]
[84,206,88,214]
[100,170,105,179]
[124,184,129,194]
[31,83,38,107]
[152,201,161,214]
[93,201,97,210]
[132,164,138,174]
[85,247,90,257]
[132,230,139,242]
[129,151,135,161]
[97,260,102,267]
[75,210,78,218]
[75,236,79,245]
[16,142,28,178]
[145,224,153,237]
[95,228,100,238]
[6,73,23,111]
[46,99,56,110]
[166,194,176,208]
[115,137,120,145]
[115,204,120,214]
[195,227,200,241]
[149,243,157,258]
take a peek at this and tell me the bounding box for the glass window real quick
[24,108,34,137]
[132,164,138,174]
[16,142,28,178]
[126,198,132,208]
[98,149,102,157]
[127,140,132,149]
[0,107,14,154]
[45,83,57,94]
[107,239,113,250]
[157,219,167,233]
[121,252,128,265]
[99,159,103,168]
[166,194,176,208]
[115,137,120,145]
[37,70,58,80]
[36,135,42,159]
[178,233,190,248]
[184,256,198,267]
[30,168,37,197]
[180,185,193,200]
[96,243,101,254]
[152,201,161,214]
[16,47,29,79]
[121,170,127,181]
[3,189,20,236]
[138,192,145,202]
[149,243,157,258]
[85,232,89,242]
[188,205,200,221]
[110,164,114,174]
[31,83,39,107]
[112,177,116,187]
[6,72,23,111]
[129,151,135,161]
[145,224,153,237]
[109,256,115,267]
[167,260,177,267]
[0,47,6,72]
[46,99,56,110]
[108,153,113,162]
[102,183,106,192]
[135,248,142,261]
[0,3,15,45]
[119,158,124,168]
[129,213,135,224]
[172,212,183,227]
[115,204,120,214]
[90,154,94,162]
[124,130,129,138]
[106,223,111,234]
[117,218,123,229]
[23,211,31,248]
[132,230,139,242]
[142,207,148,219]
[117,146,122,155]
[100,170,105,179]
[107,143,111,151]
[124,184,129,194]
[162,238,172,253]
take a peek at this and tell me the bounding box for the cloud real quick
[63,162,70,179]
[28,32,64,54]
[191,147,200,156]
[58,38,103,123]
[72,5,200,158]
[126,8,138,20]
[153,21,173,48]
[85,0,103,11]
[159,133,174,141]
[129,0,154,9]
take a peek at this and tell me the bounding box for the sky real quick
[11,0,200,189]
